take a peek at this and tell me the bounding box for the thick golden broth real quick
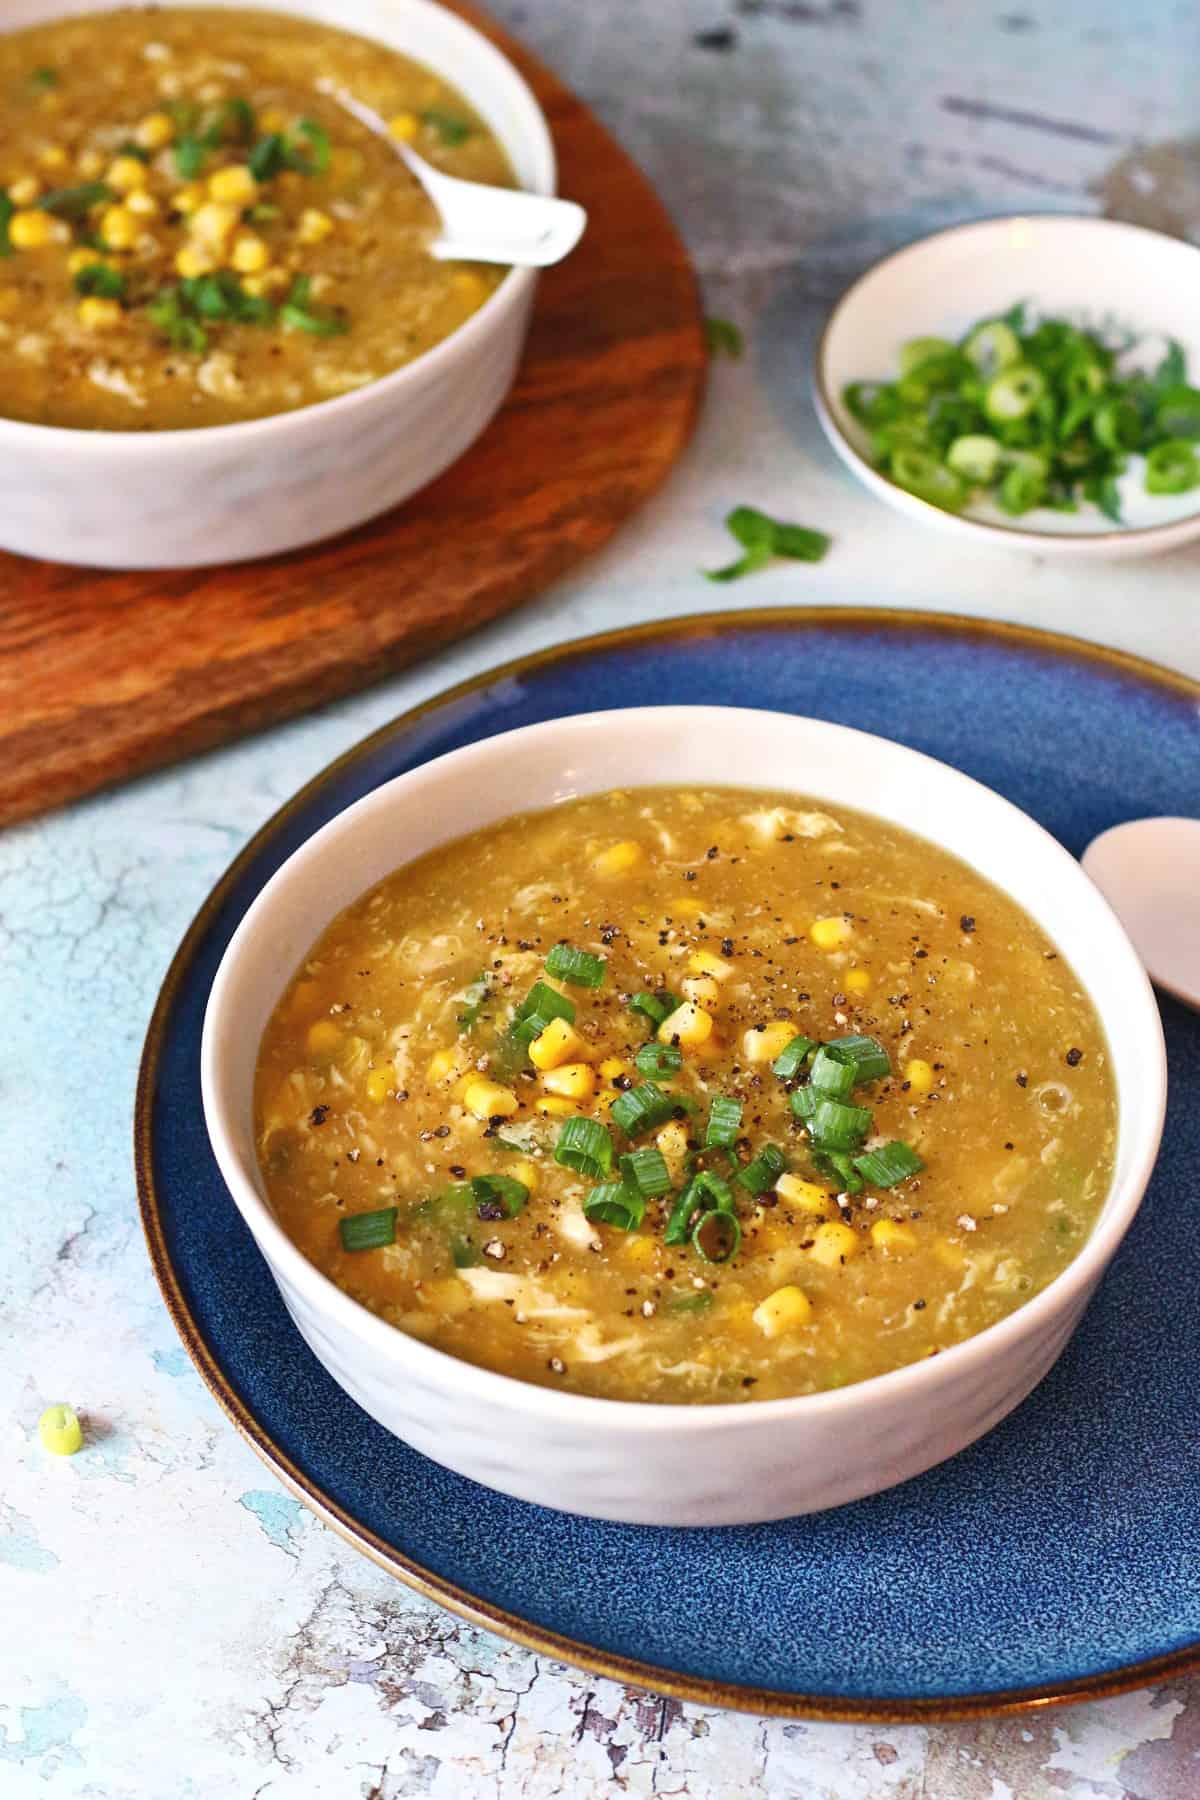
[0,8,512,428]
[254,786,1116,1405]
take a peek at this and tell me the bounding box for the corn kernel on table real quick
[3,2,1198,1793]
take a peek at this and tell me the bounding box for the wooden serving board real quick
[0,3,706,830]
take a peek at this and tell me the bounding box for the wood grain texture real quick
[0,1,705,830]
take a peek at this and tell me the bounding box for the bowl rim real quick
[813,211,1200,554]
[0,0,555,451]
[200,701,1168,1432]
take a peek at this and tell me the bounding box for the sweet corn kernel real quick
[37,144,69,171]
[593,1090,619,1116]
[658,1001,713,1047]
[682,975,721,1006]
[598,1057,629,1082]
[287,979,320,1019]
[208,163,258,205]
[934,1238,966,1271]
[741,1021,796,1064]
[422,1276,472,1316]
[871,1219,918,1254]
[621,1233,657,1265]
[452,269,485,304]
[77,295,123,330]
[106,154,149,192]
[99,204,139,249]
[426,1048,458,1082]
[136,110,176,150]
[230,232,269,273]
[188,200,240,246]
[389,110,419,142]
[535,1095,575,1117]
[126,189,158,217]
[171,181,204,215]
[8,209,53,249]
[689,948,734,981]
[174,244,216,278]
[776,1174,838,1218]
[296,206,334,244]
[259,105,289,133]
[8,177,40,206]
[0,285,18,316]
[68,247,107,275]
[655,1120,690,1183]
[507,1158,540,1193]
[807,1221,860,1267]
[844,967,872,995]
[810,915,854,950]
[242,265,288,296]
[540,1062,596,1101]
[594,840,642,876]
[306,1020,341,1056]
[753,1284,813,1336]
[365,1064,397,1104]
[674,897,705,919]
[528,1016,585,1071]
[77,148,104,179]
[462,1078,519,1120]
[904,1058,935,1094]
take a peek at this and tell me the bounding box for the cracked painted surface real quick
[2,0,1198,1793]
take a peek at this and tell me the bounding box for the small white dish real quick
[201,705,1166,1526]
[814,215,1200,559]
[0,0,557,567]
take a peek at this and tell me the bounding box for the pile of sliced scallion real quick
[844,302,1200,521]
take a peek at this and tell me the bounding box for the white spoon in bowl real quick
[1082,816,1200,1009]
[316,80,587,267]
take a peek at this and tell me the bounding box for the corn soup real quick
[0,8,512,429]
[254,787,1116,1405]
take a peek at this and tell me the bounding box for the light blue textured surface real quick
[4,1,1200,1793]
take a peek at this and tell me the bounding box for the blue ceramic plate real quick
[136,609,1200,1721]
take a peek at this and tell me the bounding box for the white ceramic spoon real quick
[1082,816,1200,1009]
[316,80,587,266]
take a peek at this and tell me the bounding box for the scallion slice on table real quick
[554,1116,613,1178]
[706,505,831,582]
[339,1206,398,1251]
[705,315,744,358]
[583,1180,645,1231]
[635,1042,683,1079]
[545,943,607,987]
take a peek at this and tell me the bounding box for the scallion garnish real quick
[704,1093,742,1150]
[0,193,13,257]
[338,1206,398,1251]
[634,1042,683,1080]
[30,66,58,89]
[853,1142,925,1187]
[293,116,331,173]
[663,1178,705,1246]
[280,273,348,337]
[770,1034,817,1079]
[469,1174,529,1219]
[512,981,576,1043]
[249,132,287,181]
[583,1181,645,1231]
[73,263,126,300]
[810,1149,864,1195]
[735,1143,788,1194]
[804,1097,873,1151]
[807,1044,858,1100]
[457,970,490,1031]
[422,108,473,146]
[628,991,680,1031]
[545,943,607,988]
[825,1033,891,1084]
[610,1082,675,1137]
[666,1289,714,1315]
[692,1208,741,1263]
[554,1116,613,1179]
[37,181,113,220]
[618,1147,673,1198]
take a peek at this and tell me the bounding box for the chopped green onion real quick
[30,66,59,90]
[810,1149,864,1194]
[946,434,1002,484]
[469,1174,529,1218]
[117,139,152,163]
[853,1142,925,1187]
[704,1093,742,1149]
[554,1116,613,1178]
[174,136,210,179]
[73,263,126,300]
[997,460,1046,515]
[611,1081,676,1137]
[1145,438,1200,495]
[706,542,772,584]
[339,1207,398,1251]
[665,1289,713,1316]
[1156,340,1187,388]
[806,1097,872,1151]
[452,1238,479,1268]
[545,943,606,987]
[735,1142,788,1194]
[691,1169,735,1213]
[1084,470,1123,523]
[635,1042,683,1079]
[422,108,473,146]
[457,969,490,1030]
[281,272,348,336]
[628,990,680,1031]
[1092,397,1142,453]
[825,1034,891,1083]
[294,116,331,173]
[1155,384,1200,440]
[663,1178,706,1246]
[889,446,966,511]
[249,133,287,181]
[705,315,743,358]
[618,1147,673,1198]
[808,1044,858,1100]
[961,319,1022,377]
[706,505,831,581]
[37,182,113,219]
[845,380,900,427]
[583,1180,645,1231]
[0,193,13,257]
[513,981,575,1041]
[692,1207,741,1263]
[494,1120,543,1154]
[984,364,1046,424]
[899,335,956,375]
[146,287,208,353]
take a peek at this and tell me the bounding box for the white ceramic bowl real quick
[201,706,1166,1526]
[815,215,1200,559]
[1,0,555,567]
